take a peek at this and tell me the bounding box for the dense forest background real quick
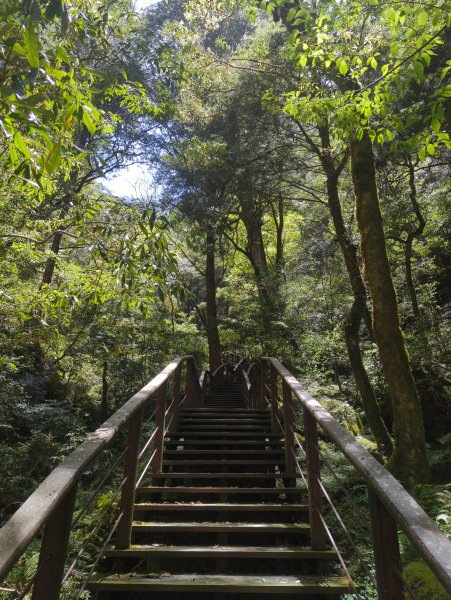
[0,0,450,550]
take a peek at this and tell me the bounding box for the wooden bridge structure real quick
[0,356,450,598]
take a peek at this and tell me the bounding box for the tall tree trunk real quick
[344,299,393,453]
[405,156,426,319]
[274,194,284,279]
[351,133,429,485]
[313,123,391,451]
[326,172,392,453]
[240,196,273,308]
[206,220,222,373]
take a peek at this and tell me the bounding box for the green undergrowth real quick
[309,436,451,600]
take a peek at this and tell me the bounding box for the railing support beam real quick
[169,364,181,434]
[151,381,167,473]
[304,407,326,550]
[116,406,144,549]
[185,359,201,407]
[368,489,403,599]
[270,365,281,434]
[32,484,77,600]
[258,361,266,409]
[283,381,296,477]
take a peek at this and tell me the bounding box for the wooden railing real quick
[0,355,203,600]
[239,357,451,599]
[2,354,450,599]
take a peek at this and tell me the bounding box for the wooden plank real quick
[136,487,303,494]
[115,406,144,549]
[89,573,350,593]
[134,503,308,511]
[162,460,283,466]
[304,408,326,551]
[150,472,289,479]
[104,545,337,559]
[31,485,77,600]
[132,522,311,533]
[368,489,403,599]
[163,450,284,456]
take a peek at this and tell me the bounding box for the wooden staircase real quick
[89,379,350,598]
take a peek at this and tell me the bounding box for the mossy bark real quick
[206,220,222,373]
[350,133,430,486]
[317,126,391,453]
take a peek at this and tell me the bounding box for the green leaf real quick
[82,106,96,134]
[23,20,40,68]
[44,141,62,174]
[370,57,377,69]
[339,60,348,76]
[14,132,31,159]
[431,118,441,133]
[417,10,428,26]
[418,146,426,161]
[426,143,435,156]
[414,61,424,81]
[298,53,308,68]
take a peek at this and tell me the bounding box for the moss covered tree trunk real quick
[206,219,222,373]
[316,124,392,454]
[351,133,429,485]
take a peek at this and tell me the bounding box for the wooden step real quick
[179,406,271,415]
[150,472,291,479]
[163,450,284,456]
[164,440,282,447]
[168,433,282,438]
[136,486,303,495]
[134,503,308,512]
[179,420,268,425]
[104,545,337,559]
[132,521,310,533]
[176,426,272,431]
[162,460,283,466]
[89,573,350,593]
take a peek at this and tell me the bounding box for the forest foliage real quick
[0,0,450,569]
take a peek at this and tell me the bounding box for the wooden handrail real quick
[210,362,233,379]
[261,356,451,593]
[0,355,194,586]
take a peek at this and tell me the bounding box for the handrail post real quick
[151,381,167,473]
[116,405,144,549]
[270,365,281,433]
[31,485,77,600]
[241,371,248,409]
[303,407,326,550]
[283,381,296,478]
[185,359,201,407]
[258,360,266,409]
[368,489,403,599]
[169,364,181,434]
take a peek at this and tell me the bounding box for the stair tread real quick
[164,439,282,444]
[133,522,310,531]
[134,503,308,511]
[164,450,283,455]
[89,573,350,592]
[137,487,302,494]
[104,544,337,558]
[162,460,283,465]
[150,473,291,478]
[168,433,282,438]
